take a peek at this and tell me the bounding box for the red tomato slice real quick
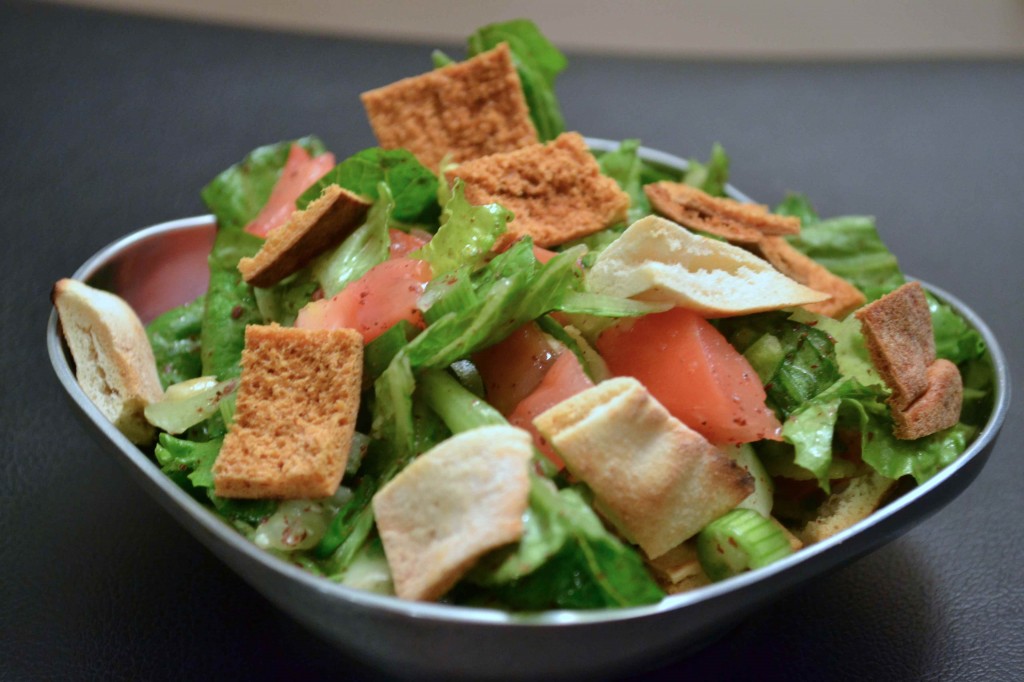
[474,323,559,416]
[508,350,595,469]
[245,144,336,238]
[596,307,782,445]
[295,257,432,343]
[388,229,429,259]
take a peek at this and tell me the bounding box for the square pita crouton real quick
[645,181,800,245]
[238,185,372,288]
[854,281,935,411]
[213,325,363,499]
[372,425,533,602]
[645,540,711,595]
[445,132,631,247]
[892,358,963,440]
[533,377,753,559]
[756,236,866,319]
[361,43,538,172]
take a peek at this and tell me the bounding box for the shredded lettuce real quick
[597,138,649,224]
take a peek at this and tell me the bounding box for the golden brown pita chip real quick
[854,281,935,411]
[372,425,533,602]
[361,44,538,171]
[645,181,800,244]
[238,185,371,288]
[756,236,866,319]
[892,358,963,440]
[446,132,630,247]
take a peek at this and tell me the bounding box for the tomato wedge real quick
[295,257,432,343]
[245,144,336,237]
[596,307,782,445]
[474,323,560,416]
[508,350,594,469]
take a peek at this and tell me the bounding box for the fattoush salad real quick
[53,21,993,609]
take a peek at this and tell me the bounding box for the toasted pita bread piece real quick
[213,324,363,499]
[795,471,898,544]
[372,425,533,602]
[645,541,711,594]
[533,377,753,559]
[238,185,372,288]
[361,43,538,172]
[52,278,164,444]
[756,236,866,319]
[446,132,630,248]
[892,358,963,440]
[854,281,935,411]
[645,181,800,245]
[586,216,829,316]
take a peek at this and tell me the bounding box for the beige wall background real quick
[57,0,1024,59]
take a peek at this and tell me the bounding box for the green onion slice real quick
[696,509,793,582]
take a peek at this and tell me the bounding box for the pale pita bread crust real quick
[372,425,533,602]
[533,377,753,559]
[52,278,163,444]
[586,216,829,316]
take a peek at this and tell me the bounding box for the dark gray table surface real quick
[2,2,1022,680]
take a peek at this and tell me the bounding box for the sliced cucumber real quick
[697,509,793,582]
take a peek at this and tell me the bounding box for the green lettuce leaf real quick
[684,142,730,197]
[783,214,904,302]
[467,19,567,141]
[775,192,821,225]
[596,138,648,223]
[253,269,319,326]
[407,241,584,369]
[718,312,842,419]
[412,180,512,275]
[297,147,439,225]
[147,295,205,389]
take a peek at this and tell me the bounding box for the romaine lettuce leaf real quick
[467,19,567,141]
[597,138,649,224]
[407,241,584,369]
[147,295,205,389]
[412,180,512,275]
[684,142,730,197]
[200,228,263,381]
[253,269,319,326]
[785,214,905,302]
[298,147,440,225]
[718,312,842,419]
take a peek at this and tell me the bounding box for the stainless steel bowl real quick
[47,142,1010,681]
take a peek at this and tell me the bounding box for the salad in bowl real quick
[51,19,997,616]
